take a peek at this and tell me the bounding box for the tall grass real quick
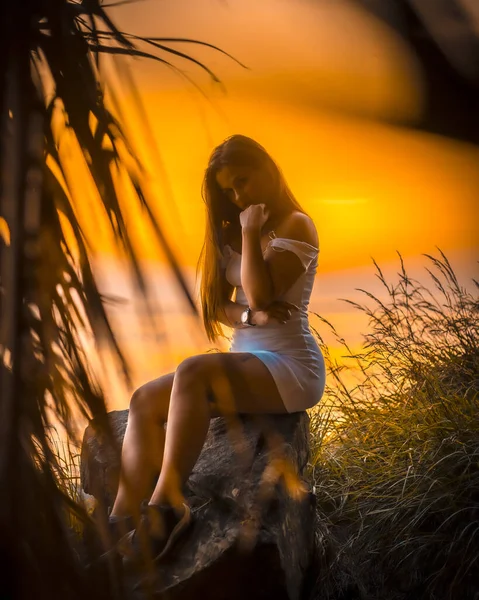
[308,248,479,600]
[52,248,478,598]
[42,428,88,535]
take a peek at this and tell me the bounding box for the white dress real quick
[220,233,326,412]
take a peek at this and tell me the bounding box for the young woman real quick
[107,134,327,565]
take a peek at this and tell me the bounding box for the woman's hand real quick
[239,203,269,231]
[251,301,299,326]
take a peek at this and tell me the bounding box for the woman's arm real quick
[241,212,318,309]
[216,270,252,329]
[241,227,274,311]
[217,299,252,329]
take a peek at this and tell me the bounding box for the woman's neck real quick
[262,206,292,235]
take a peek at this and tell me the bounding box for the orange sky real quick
[72,0,479,271]
[58,0,479,410]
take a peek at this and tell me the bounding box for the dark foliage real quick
[0,1,245,598]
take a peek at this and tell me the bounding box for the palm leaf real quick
[0,1,246,597]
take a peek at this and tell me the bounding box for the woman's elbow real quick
[249,295,273,311]
[247,280,276,311]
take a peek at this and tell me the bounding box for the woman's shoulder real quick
[277,211,318,248]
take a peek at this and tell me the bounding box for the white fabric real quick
[220,237,326,412]
[220,237,318,271]
[267,238,318,271]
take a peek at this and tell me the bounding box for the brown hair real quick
[196,134,311,343]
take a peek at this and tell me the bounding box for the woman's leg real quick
[149,352,288,509]
[110,372,175,520]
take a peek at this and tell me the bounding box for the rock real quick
[80,410,317,600]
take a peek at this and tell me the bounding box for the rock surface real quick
[81,410,317,600]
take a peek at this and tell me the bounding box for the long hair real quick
[196,134,312,343]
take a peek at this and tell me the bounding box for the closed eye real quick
[223,177,247,194]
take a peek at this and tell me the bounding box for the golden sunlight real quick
[53,0,479,410]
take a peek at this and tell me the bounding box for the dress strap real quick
[267,237,319,271]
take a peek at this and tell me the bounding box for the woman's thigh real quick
[174,352,288,416]
[131,352,287,419]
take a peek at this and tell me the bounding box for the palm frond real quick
[0,1,246,597]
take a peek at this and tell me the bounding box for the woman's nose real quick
[234,192,246,207]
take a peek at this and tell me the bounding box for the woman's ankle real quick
[148,501,187,516]
[109,496,138,520]
[109,513,133,522]
[144,503,184,540]
[149,487,186,511]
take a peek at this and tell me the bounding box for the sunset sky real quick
[70,0,479,410]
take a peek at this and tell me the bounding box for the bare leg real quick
[110,373,175,520]
[113,353,288,562]
[149,372,211,508]
[149,352,288,509]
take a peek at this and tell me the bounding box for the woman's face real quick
[215,163,278,213]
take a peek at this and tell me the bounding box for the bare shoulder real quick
[278,211,319,248]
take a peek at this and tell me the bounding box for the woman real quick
[107,134,326,565]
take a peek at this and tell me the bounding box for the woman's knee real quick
[174,356,208,389]
[129,372,175,421]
